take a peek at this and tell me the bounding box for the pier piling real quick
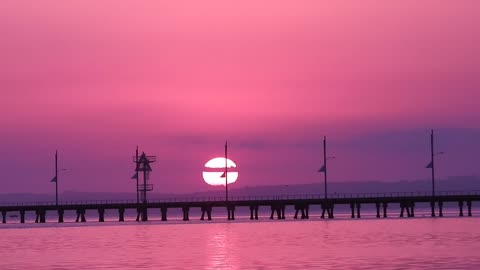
[459,201,464,217]
[227,205,236,220]
[431,201,436,217]
[161,207,167,221]
[294,204,307,219]
[250,205,259,220]
[20,210,25,223]
[39,210,46,223]
[200,206,212,221]
[182,206,190,221]
[356,203,361,218]
[58,209,64,223]
[249,205,259,220]
[76,209,86,222]
[98,208,105,222]
[119,208,125,222]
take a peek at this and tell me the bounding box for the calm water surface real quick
[1,218,479,269]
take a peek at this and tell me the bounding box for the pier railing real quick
[2,190,480,207]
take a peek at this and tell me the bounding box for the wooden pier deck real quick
[1,191,479,223]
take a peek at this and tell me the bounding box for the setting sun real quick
[202,157,238,186]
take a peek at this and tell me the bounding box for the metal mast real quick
[430,129,435,197]
[55,150,58,206]
[136,146,139,204]
[323,136,327,200]
[225,141,228,202]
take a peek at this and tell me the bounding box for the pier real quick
[1,131,476,224]
[1,191,478,224]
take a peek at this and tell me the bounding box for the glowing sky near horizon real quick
[0,1,479,194]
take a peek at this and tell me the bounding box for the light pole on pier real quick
[135,146,139,204]
[318,136,335,200]
[54,150,58,206]
[51,150,66,207]
[219,141,232,202]
[225,141,228,202]
[426,129,444,198]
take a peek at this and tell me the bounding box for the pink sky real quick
[1,1,479,194]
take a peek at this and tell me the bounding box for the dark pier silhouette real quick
[0,192,478,224]
[2,129,476,224]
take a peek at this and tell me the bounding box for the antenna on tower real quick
[132,149,156,221]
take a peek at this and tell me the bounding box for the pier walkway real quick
[1,191,479,223]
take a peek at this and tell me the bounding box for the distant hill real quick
[1,175,478,203]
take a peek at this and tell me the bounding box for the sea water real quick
[1,217,479,269]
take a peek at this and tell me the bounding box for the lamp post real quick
[51,150,67,207]
[426,129,444,198]
[225,141,228,202]
[319,136,335,200]
[55,151,58,206]
[136,146,139,204]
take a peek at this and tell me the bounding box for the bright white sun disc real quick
[202,157,238,186]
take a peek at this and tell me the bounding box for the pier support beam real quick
[118,208,125,222]
[356,203,361,218]
[1,211,6,224]
[201,206,212,221]
[160,207,168,221]
[76,209,86,222]
[382,202,388,218]
[35,210,46,223]
[270,204,283,220]
[399,202,414,218]
[439,201,444,217]
[227,205,236,220]
[459,201,464,217]
[430,201,436,217]
[249,205,259,220]
[350,203,355,218]
[20,210,25,224]
[467,201,472,217]
[294,206,302,219]
[136,207,148,222]
[182,207,190,221]
[294,204,308,219]
[376,203,381,218]
[322,203,334,219]
[39,210,46,223]
[98,208,105,222]
[207,207,212,220]
[58,209,64,223]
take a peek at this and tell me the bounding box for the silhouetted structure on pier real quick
[132,149,156,221]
